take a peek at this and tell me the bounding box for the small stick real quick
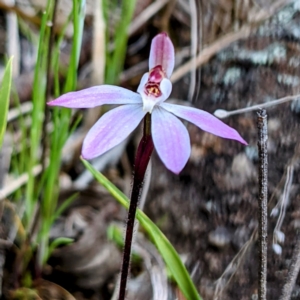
[279,232,300,300]
[171,0,291,84]
[0,164,43,200]
[214,94,300,119]
[128,0,169,35]
[257,109,268,300]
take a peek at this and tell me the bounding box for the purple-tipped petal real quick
[160,78,172,100]
[137,73,148,95]
[152,107,190,174]
[149,33,175,78]
[160,103,247,144]
[82,104,146,159]
[48,85,142,108]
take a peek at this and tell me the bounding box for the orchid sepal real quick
[47,85,142,108]
[160,102,247,145]
[82,104,146,159]
[149,32,175,78]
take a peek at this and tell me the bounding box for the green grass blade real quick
[10,86,29,176]
[64,0,86,92]
[105,0,137,84]
[0,57,13,148]
[38,0,86,266]
[25,0,54,227]
[81,157,202,300]
[51,193,78,223]
[107,224,142,263]
[47,237,74,260]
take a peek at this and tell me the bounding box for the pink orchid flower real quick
[48,33,247,174]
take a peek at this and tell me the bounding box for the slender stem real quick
[257,109,268,300]
[279,232,300,300]
[118,114,153,300]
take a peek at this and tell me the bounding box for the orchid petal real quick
[149,33,175,78]
[142,78,172,110]
[160,78,172,100]
[152,107,190,174]
[137,73,148,95]
[138,76,172,113]
[48,85,142,108]
[160,103,247,144]
[82,104,146,159]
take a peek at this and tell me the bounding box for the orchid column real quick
[48,33,247,300]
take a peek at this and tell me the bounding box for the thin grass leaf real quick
[10,86,29,176]
[0,57,13,148]
[51,193,78,223]
[64,0,86,92]
[107,224,142,263]
[53,13,73,98]
[38,0,86,266]
[25,1,54,227]
[105,0,137,84]
[47,237,74,260]
[107,223,124,248]
[81,157,202,300]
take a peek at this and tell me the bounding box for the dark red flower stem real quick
[118,113,153,300]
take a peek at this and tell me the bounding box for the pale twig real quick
[160,0,177,33]
[171,0,292,84]
[108,0,169,54]
[268,142,300,255]
[248,0,294,24]
[0,1,68,35]
[7,102,33,122]
[4,0,20,76]
[128,0,169,36]
[91,0,105,86]
[271,165,294,254]
[192,0,203,104]
[187,0,198,101]
[171,26,252,83]
[214,94,300,119]
[0,239,12,248]
[0,164,43,200]
[214,230,257,299]
[279,232,300,300]
[85,0,106,129]
[134,235,168,300]
[0,1,41,27]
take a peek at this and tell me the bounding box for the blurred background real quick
[0,0,300,299]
